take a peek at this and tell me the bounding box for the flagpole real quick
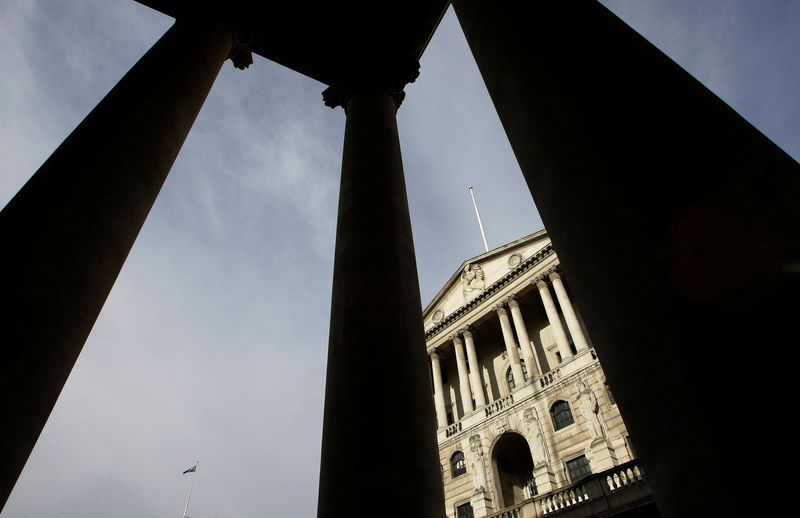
[182,462,198,518]
[468,186,490,253]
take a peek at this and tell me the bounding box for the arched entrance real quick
[491,432,535,509]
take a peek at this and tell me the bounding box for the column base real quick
[533,463,558,494]
[470,490,495,516]
[586,437,618,473]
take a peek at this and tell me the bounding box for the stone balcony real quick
[486,461,657,518]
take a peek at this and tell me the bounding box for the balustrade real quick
[540,484,589,515]
[606,463,645,491]
[485,393,514,417]
[445,422,462,437]
[538,368,562,388]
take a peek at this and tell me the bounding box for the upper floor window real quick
[566,455,592,482]
[456,502,475,518]
[451,451,467,477]
[506,362,529,392]
[506,367,515,391]
[551,400,574,430]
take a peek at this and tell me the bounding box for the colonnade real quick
[429,268,590,429]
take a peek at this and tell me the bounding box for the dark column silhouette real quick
[452,0,799,516]
[0,18,233,509]
[317,86,446,517]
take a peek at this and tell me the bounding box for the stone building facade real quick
[424,231,654,518]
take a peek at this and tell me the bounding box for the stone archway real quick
[491,432,535,509]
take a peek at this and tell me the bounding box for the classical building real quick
[424,230,657,518]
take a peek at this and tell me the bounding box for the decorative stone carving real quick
[548,267,562,281]
[461,263,486,302]
[432,309,444,323]
[508,252,523,269]
[523,407,550,466]
[534,276,548,289]
[577,381,606,440]
[469,435,488,493]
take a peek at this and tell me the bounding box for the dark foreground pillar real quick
[317,87,445,517]
[0,18,233,509]
[452,1,799,516]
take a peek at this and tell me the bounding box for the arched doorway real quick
[491,432,535,509]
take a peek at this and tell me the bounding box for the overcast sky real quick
[1,1,798,517]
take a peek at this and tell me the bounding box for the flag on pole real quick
[183,465,197,475]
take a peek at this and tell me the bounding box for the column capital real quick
[461,326,474,339]
[507,296,520,309]
[429,349,441,360]
[548,266,562,281]
[224,18,257,70]
[321,59,421,110]
[495,304,508,317]
[451,334,464,346]
[534,276,549,289]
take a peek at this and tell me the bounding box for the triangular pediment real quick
[423,229,551,330]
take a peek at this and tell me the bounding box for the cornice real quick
[425,243,556,341]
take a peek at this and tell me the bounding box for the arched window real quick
[550,400,574,430]
[506,367,515,391]
[451,451,467,477]
[507,362,529,391]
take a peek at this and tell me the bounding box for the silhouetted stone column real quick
[318,85,445,517]
[0,18,235,510]
[453,1,800,516]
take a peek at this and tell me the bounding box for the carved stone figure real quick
[577,381,606,439]
[469,435,488,493]
[461,263,486,301]
[523,407,549,466]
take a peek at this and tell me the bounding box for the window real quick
[569,342,578,355]
[507,362,529,391]
[456,503,474,518]
[550,400,574,430]
[566,455,592,482]
[446,410,454,426]
[555,351,563,363]
[526,475,538,497]
[451,451,467,477]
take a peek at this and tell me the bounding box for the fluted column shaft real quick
[497,306,525,386]
[452,336,474,414]
[429,352,448,428]
[508,298,540,378]
[318,87,444,517]
[535,278,573,362]
[549,271,589,352]
[462,328,486,408]
[0,18,233,509]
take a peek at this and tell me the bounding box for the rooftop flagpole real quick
[182,461,198,518]
[468,186,490,252]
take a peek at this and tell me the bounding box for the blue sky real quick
[1,1,797,516]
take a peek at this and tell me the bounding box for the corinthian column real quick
[462,327,486,408]
[508,296,540,378]
[453,335,475,414]
[496,305,525,387]
[535,277,573,362]
[429,351,448,428]
[549,269,589,352]
[318,74,445,517]
[0,18,235,509]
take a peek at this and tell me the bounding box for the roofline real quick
[422,228,549,315]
